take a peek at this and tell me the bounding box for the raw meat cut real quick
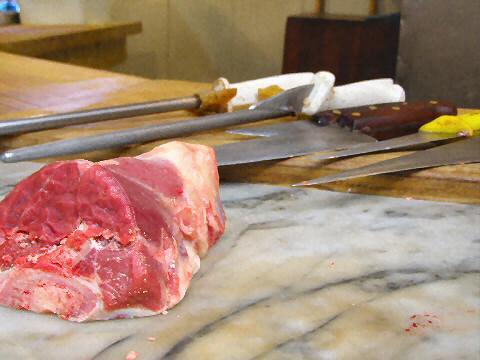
[0,142,225,322]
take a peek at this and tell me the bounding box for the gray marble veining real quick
[0,162,478,360]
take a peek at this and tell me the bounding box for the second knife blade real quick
[215,127,375,166]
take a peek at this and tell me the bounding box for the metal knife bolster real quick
[313,100,457,140]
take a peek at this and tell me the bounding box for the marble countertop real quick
[0,163,479,360]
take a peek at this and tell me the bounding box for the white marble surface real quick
[0,163,479,360]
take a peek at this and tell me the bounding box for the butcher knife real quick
[215,101,457,166]
[293,112,480,185]
[0,84,313,163]
[300,112,480,163]
[292,135,480,186]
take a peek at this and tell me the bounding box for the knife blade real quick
[0,84,313,163]
[294,112,480,184]
[216,101,457,166]
[304,131,460,163]
[215,127,375,166]
[293,136,479,186]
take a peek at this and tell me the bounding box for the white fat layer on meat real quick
[89,306,160,321]
[89,240,105,251]
[0,268,11,294]
[2,254,155,322]
[138,143,220,257]
[0,244,177,322]
[77,222,87,232]
[184,240,200,275]
[0,268,103,322]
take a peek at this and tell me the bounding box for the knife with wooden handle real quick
[313,100,457,140]
[303,106,475,165]
[216,101,458,166]
[228,100,457,138]
[294,113,480,186]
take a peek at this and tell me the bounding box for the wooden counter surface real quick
[0,52,479,204]
[0,22,141,69]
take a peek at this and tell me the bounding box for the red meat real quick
[0,142,225,321]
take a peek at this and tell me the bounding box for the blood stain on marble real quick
[125,350,138,360]
[404,313,440,334]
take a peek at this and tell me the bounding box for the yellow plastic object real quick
[460,112,480,131]
[420,113,480,136]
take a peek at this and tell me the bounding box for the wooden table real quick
[0,52,479,205]
[0,22,141,69]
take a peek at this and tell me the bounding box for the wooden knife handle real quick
[313,101,457,140]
